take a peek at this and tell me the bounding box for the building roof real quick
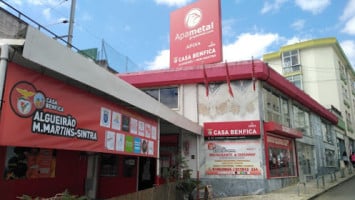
[263,37,354,75]
[2,25,202,136]
[118,60,338,124]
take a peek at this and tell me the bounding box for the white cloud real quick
[27,0,45,5]
[223,33,279,62]
[154,0,192,7]
[261,0,288,14]
[285,36,309,45]
[342,16,355,35]
[80,12,93,22]
[145,49,170,70]
[340,0,355,35]
[123,25,131,32]
[291,19,305,31]
[8,0,23,6]
[295,0,330,14]
[340,0,355,21]
[145,32,280,70]
[340,40,355,69]
[42,8,51,20]
[222,19,236,38]
[27,0,61,6]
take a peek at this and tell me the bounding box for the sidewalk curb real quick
[306,173,355,200]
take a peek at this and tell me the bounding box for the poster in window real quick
[105,131,115,150]
[4,147,56,180]
[112,111,122,130]
[125,136,133,153]
[141,139,148,154]
[130,118,138,135]
[100,107,111,128]
[121,115,130,132]
[145,123,151,138]
[138,121,145,136]
[116,133,125,152]
[148,140,154,155]
[151,126,157,140]
[134,137,141,154]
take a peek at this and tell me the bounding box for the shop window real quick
[4,147,56,180]
[263,88,294,126]
[100,154,118,176]
[263,88,282,124]
[160,149,178,180]
[325,149,336,167]
[144,87,179,109]
[297,144,314,176]
[281,97,290,127]
[123,157,136,177]
[293,105,311,136]
[321,121,333,144]
[267,135,296,178]
[159,135,179,181]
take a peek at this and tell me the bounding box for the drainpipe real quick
[0,44,9,110]
[155,118,161,186]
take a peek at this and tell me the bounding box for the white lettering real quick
[175,22,214,41]
[192,48,216,59]
[211,128,258,136]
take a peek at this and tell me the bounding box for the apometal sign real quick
[170,0,222,68]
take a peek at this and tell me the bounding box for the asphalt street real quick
[312,175,355,200]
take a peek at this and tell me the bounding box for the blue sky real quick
[1,0,355,72]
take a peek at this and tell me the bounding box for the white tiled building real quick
[263,37,355,162]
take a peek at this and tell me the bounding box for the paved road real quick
[312,175,355,200]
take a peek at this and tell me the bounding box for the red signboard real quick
[170,0,222,68]
[204,121,260,137]
[0,63,158,158]
[264,121,303,138]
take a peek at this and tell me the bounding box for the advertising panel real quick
[198,81,259,123]
[170,0,222,68]
[0,63,158,157]
[204,140,263,177]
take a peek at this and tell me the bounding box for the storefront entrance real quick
[138,157,156,190]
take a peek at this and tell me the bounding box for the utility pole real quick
[67,0,76,48]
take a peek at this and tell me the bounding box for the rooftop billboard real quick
[170,0,222,68]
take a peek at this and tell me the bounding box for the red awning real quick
[264,121,303,138]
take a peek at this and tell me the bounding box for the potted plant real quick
[169,155,200,200]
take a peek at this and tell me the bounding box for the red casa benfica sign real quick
[204,121,260,137]
[0,63,158,158]
[170,0,222,68]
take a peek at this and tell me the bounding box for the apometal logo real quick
[184,8,202,29]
